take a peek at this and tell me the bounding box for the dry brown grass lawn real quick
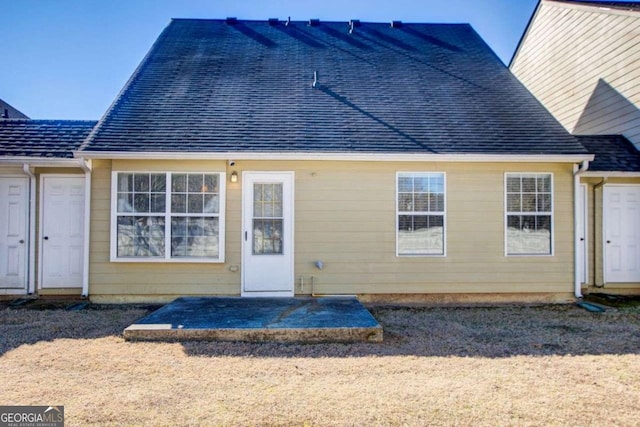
[1,303,639,426]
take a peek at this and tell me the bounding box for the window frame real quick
[504,172,554,257]
[110,171,226,263]
[396,171,447,257]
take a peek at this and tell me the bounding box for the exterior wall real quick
[89,159,577,301]
[511,1,640,148]
[581,176,640,294]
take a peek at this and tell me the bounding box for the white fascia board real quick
[0,157,82,167]
[581,171,640,178]
[548,0,640,17]
[76,151,594,163]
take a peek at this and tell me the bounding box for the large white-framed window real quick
[505,173,553,256]
[110,171,226,262]
[396,172,446,256]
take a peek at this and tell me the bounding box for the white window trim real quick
[504,172,554,257]
[110,171,226,263]
[396,171,447,257]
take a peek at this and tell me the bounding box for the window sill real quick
[110,257,225,264]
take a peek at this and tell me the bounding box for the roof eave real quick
[0,156,82,167]
[582,170,640,177]
[75,151,594,163]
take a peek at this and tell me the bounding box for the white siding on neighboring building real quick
[510,1,640,148]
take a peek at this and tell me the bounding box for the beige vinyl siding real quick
[511,1,640,148]
[88,159,576,299]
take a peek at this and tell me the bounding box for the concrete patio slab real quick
[124,296,383,343]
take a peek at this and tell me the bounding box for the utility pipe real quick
[22,164,36,294]
[573,160,589,298]
[78,158,92,298]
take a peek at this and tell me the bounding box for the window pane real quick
[117,193,133,213]
[134,193,149,213]
[188,174,203,193]
[254,183,283,218]
[414,176,429,192]
[117,216,165,257]
[506,194,520,212]
[507,214,551,255]
[398,214,444,255]
[521,193,536,212]
[537,176,551,193]
[171,217,219,258]
[506,176,520,193]
[150,194,166,213]
[171,194,186,213]
[428,174,444,193]
[398,193,413,212]
[118,173,133,192]
[537,194,551,212]
[134,174,149,192]
[204,174,218,193]
[414,193,429,211]
[430,193,445,212]
[398,176,413,192]
[187,194,203,213]
[253,219,283,255]
[172,174,186,192]
[204,194,219,213]
[150,174,166,192]
[522,177,536,193]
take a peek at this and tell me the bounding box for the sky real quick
[0,0,543,120]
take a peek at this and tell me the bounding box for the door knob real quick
[19,239,24,244]
[606,240,611,244]
[44,236,49,240]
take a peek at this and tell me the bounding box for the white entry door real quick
[604,185,640,283]
[0,177,29,290]
[41,176,85,288]
[242,172,294,296]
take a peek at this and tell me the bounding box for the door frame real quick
[241,171,295,297]
[38,174,86,290]
[0,175,30,294]
[602,184,640,284]
[577,183,588,284]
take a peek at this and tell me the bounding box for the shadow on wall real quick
[573,78,640,149]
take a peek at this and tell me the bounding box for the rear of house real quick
[77,19,591,303]
[510,0,640,295]
[3,18,596,303]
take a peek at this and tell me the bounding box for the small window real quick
[505,173,553,255]
[397,172,445,256]
[112,172,225,262]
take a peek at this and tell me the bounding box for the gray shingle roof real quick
[577,135,640,172]
[0,99,29,119]
[82,19,587,156]
[0,120,96,158]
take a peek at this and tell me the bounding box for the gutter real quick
[78,158,92,298]
[573,160,589,298]
[22,164,36,295]
[74,151,594,164]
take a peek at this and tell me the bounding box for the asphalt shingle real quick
[82,19,587,155]
[577,135,640,172]
[0,120,96,158]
